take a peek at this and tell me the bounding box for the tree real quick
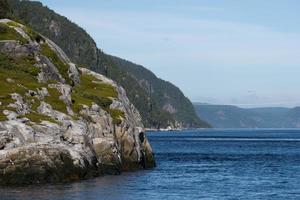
[0,0,13,19]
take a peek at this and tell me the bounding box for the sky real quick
[39,0,300,108]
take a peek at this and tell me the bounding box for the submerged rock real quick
[0,19,155,185]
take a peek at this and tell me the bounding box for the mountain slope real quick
[8,0,210,128]
[194,103,300,128]
[0,19,155,185]
[284,107,300,127]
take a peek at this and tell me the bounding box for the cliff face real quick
[0,19,155,185]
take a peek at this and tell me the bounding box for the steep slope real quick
[0,19,155,185]
[194,103,297,128]
[8,0,210,128]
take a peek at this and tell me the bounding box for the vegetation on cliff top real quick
[0,20,124,125]
[72,73,124,124]
[0,22,27,43]
[0,52,45,121]
[40,43,71,84]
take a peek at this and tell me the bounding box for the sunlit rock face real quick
[0,19,155,185]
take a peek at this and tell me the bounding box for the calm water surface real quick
[2,129,300,200]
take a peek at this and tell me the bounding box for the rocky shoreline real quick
[0,19,155,185]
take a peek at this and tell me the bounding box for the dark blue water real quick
[2,129,300,200]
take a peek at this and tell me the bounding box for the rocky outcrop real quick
[0,19,155,185]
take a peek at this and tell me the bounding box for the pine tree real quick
[0,0,13,19]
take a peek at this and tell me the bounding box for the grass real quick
[73,74,117,99]
[23,26,44,42]
[6,21,22,28]
[0,113,7,121]
[0,55,43,96]
[0,62,42,121]
[0,53,40,77]
[72,74,117,113]
[45,87,67,114]
[29,98,40,111]
[71,73,124,124]
[0,26,66,123]
[0,66,60,123]
[0,54,43,102]
[109,109,125,125]
[23,112,57,124]
[0,53,56,122]
[71,92,93,114]
[5,21,44,43]
[0,23,28,44]
[0,94,15,121]
[40,43,71,84]
[0,34,125,124]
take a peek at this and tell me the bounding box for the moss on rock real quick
[6,21,21,28]
[23,112,57,124]
[23,26,44,42]
[40,43,71,84]
[0,22,27,44]
[45,87,67,114]
[71,74,120,123]
[109,109,125,125]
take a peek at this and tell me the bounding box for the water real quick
[2,129,300,200]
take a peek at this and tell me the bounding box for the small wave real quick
[187,138,300,141]
[155,138,300,142]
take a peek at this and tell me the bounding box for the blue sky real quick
[39,0,300,107]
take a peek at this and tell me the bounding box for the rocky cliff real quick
[0,19,155,185]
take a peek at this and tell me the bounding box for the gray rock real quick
[38,55,65,83]
[37,87,49,99]
[68,63,80,85]
[0,20,155,185]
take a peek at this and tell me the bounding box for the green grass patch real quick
[23,26,44,43]
[0,95,14,121]
[0,53,45,121]
[71,73,123,124]
[71,92,93,114]
[0,53,43,100]
[0,94,15,106]
[23,112,57,124]
[45,87,67,114]
[0,113,7,121]
[72,74,117,112]
[0,63,43,97]
[6,21,22,28]
[0,23,28,44]
[40,43,71,84]
[5,21,44,43]
[109,109,125,125]
[0,67,42,121]
[81,74,118,98]
[30,98,40,111]
[0,53,40,77]
[0,94,17,121]
[74,74,117,99]
[0,53,64,123]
